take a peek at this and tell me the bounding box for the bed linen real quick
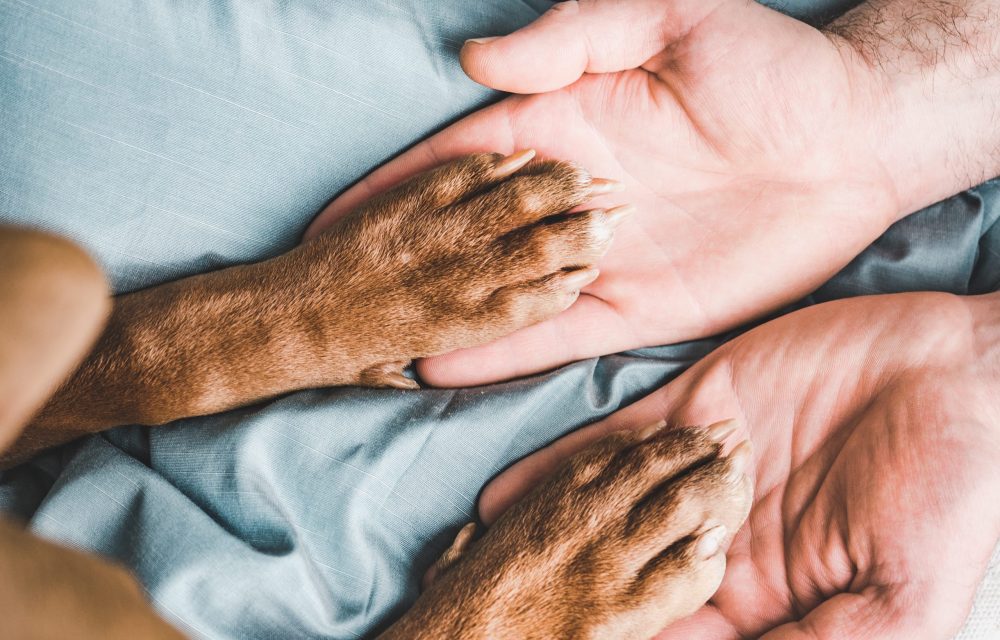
[1,1,998,637]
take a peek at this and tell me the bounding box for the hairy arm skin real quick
[826,0,1000,216]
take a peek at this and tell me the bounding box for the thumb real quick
[460,0,728,94]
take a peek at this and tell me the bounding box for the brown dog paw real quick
[415,422,753,640]
[297,151,628,387]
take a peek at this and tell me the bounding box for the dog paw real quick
[422,421,753,640]
[304,151,628,384]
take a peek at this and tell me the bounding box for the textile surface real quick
[1,1,997,637]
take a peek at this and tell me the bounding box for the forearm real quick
[3,246,362,466]
[826,0,1000,218]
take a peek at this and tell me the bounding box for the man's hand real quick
[309,0,1000,387]
[478,291,1000,638]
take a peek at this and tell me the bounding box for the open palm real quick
[478,291,1000,638]
[307,0,902,386]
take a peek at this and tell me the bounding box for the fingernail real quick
[638,419,668,440]
[494,149,536,177]
[704,418,738,443]
[727,440,753,480]
[589,178,625,195]
[604,203,635,228]
[695,525,728,559]
[466,36,500,45]
[562,267,599,290]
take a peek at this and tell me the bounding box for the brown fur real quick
[3,152,614,465]
[0,153,750,639]
[383,427,752,640]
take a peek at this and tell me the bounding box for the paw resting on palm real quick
[417,423,753,640]
[304,151,629,388]
[477,292,1000,640]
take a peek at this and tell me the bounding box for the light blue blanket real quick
[1,1,998,637]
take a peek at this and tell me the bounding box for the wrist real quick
[135,255,363,418]
[824,0,1000,221]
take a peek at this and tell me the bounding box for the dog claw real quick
[590,178,625,195]
[604,203,635,228]
[422,522,477,590]
[562,267,600,291]
[359,362,420,390]
[704,418,739,442]
[695,524,728,559]
[494,149,536,178]
[638,419,668,440]
[382,372,420,390]
[726,440,753,480]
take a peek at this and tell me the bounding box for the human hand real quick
[308,0,1000,387]
[478,291,1000,638]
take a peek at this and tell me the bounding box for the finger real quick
[483,268,600,333]
[490,206,629,280]
[605,427,721,500]
[630,530,730,631]
[304,92,622,241]
[758,588,956,640]
[397,150,535,212]
[478,409,623,525]
[475,399,675,526]
[627,442,751,545]
[416,292,636,387]
[652,604,740,640]
[459,0,730,94]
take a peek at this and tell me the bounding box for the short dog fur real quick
[0,152,751,639]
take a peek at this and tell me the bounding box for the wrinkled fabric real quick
[0,1,997,638]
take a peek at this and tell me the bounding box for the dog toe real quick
[614,429,753,621]
[330,152,629,363]
[455,159,594,233]
[481,267,600,329]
